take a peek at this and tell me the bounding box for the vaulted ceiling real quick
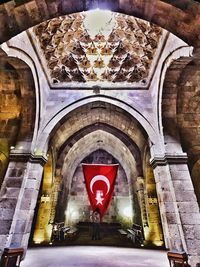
[31,11,162,87]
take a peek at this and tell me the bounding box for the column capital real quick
[150,153,188,169]
[9,152,47,166]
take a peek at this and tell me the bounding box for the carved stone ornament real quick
[32,11,162,87]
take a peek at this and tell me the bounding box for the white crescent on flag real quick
[90,175,110,195]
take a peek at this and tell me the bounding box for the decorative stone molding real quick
[150,153,188,168]
[9,152,47,166]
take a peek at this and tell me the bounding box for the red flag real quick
[82,164,118,217]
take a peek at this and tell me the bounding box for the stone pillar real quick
[136,177,148,227]
[150,153,200,267]
[0,152,46,254]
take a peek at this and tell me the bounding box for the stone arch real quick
[37,97,158,154]
[0,43,45,150]
[55,130,142,226]
[0,55,36,183]
[0,1,200,46]
[56,123,143,176]
[31,127,144,243]
[157,46,193,135]
[161,57,193,153]
[37,100,152,230]
[59,129,139,188]
[162,56,200,207]
[0,56,37,142]
[34,98,153,242]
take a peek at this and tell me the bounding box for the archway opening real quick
[31,101,164,248]
[0,55,36,186]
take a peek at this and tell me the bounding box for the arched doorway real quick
[0,55,37,185]
[31,101,163,248]
[0,53,39,251]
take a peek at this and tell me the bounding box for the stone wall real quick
[0,155,46,253]
[0,61,21,185]
[162,58,200,208]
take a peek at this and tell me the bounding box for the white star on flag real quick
[95,190,104,205]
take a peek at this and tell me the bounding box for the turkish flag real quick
[82,164,118,217]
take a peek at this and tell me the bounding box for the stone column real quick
[150,153,200,267]
[136,177,148,227]
[0,152,46,254]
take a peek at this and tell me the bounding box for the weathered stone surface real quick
[20,193,36,210]
[161,191,174,202]
[169,164,189,172]
[5,177,23,188]
[165,212,178,224]
[176,190,197,202]
[5,188,21,198]
[0,220,12,234]
[173,180,194,192]
[0,235,8,250]
[10,233,23,247]
[163,202,176,213]
[0,208,15,220]
[183,225,196,240]
[0,198,17,209]
[194,225,200,240]
[186,239,200,254]
[25,178,40,190]
[0,159,43,252]
[180,212,200,225]
[17,210,33,221]
[189,256,200,267]
[14,220,27,234]
[177,202,199,214]
[170,170,193,181]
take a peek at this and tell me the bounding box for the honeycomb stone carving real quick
[33,12,162,86]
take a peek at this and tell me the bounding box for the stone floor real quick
[21,246,170,267]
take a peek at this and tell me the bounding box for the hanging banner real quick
[82,164,118,217]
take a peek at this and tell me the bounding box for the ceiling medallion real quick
[33,10,162,86]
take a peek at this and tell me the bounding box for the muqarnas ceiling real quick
[32,11,162,87]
